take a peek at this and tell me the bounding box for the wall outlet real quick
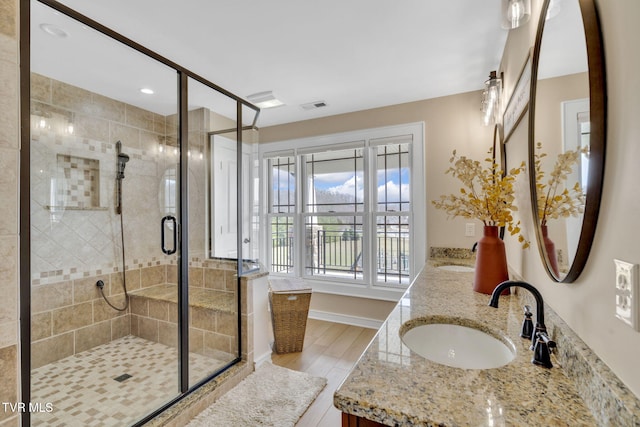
[465,223,475,237]
[614,259,639,331]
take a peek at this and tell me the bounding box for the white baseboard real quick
[308,309,383,330]
[254,350,272,368]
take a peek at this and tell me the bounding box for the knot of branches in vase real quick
[432,148,529,248]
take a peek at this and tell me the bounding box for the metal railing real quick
[270,229,410,282]
[271,234,294,273]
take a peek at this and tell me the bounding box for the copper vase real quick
[473,225,509,295]
[541,225,560,276]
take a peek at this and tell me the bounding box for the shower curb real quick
[144,361,253,427]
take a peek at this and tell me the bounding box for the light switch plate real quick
[465,223,475,237]
[614,259,638,331]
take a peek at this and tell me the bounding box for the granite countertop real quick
[334,262,596,426]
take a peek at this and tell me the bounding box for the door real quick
[211,134,254,259]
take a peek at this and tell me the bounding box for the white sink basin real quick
[437,265,474,272]
[401,322,515,369]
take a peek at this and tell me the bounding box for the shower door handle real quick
[161,215,177,255]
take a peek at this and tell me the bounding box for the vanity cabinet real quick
[342,413,385,427]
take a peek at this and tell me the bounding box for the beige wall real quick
[309,294,396,323]
[0,0,18,424]
[501,0,640,399]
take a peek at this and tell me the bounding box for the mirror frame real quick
[493,123,508,240]
[528,0,607,282]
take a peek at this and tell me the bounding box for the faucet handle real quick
[532,332,555,368]
[520,305,534,339]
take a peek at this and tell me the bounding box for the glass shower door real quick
[186,78,244,388]
[29,1,181,424]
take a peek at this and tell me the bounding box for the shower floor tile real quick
[31,335,227,426]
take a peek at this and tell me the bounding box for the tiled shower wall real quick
[0,0,19,425]
[28,74,230,366]
[30,72,175,282]
[28,71,180,368]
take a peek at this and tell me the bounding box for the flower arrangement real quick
[432,148,529,248]
[534,142,586,226]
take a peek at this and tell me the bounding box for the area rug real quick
[186,362,327,427]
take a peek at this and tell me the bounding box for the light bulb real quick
[507,0,525,25]
[502,0,530,29]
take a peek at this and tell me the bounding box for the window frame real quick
[260,123,425,300]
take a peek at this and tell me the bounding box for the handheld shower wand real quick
[100,140,131,312]
[115,141,129,215]
[117,152,130,179]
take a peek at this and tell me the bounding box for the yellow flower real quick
[432,148,528,248]
[534,142,586,226]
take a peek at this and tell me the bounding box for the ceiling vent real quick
[300,101,328,110]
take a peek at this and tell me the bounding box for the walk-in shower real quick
[24,1,260,425]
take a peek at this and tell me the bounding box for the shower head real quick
[117,152,130,179]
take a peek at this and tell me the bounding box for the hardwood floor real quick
[271,318,378,427]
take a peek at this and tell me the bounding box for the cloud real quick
[378,180,410,204]
[313,172,357,184]
[326,175,364,200]
[272,169,295,190]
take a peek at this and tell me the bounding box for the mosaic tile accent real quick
[56,154,100,209]
[30,335,225,427]
[30,256,246,286]
[31,255,174,285]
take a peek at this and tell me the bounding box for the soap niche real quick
[53,154,102,210]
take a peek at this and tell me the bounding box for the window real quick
[303,148,364,281]
[268,156,295,273]
[374,142,411,285]
[262,123,424,295]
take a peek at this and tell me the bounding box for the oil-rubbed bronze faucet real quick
[488,281,556,368]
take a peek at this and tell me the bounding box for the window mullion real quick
[295,153,303,278]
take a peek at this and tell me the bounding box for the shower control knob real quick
[243,238,250,243]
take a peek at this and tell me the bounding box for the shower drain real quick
[113,373,132,382]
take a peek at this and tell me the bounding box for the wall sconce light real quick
[501,0,531,29]
[481,71,502,126]
[65,112,74,134]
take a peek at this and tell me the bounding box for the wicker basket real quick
[269,279,312,354]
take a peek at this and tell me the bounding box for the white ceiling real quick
[32,0,510,127]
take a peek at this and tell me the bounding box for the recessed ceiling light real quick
[246,91,284,109]
[140,88,154,95]
[39,23,68,38]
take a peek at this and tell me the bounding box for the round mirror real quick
[528,0,606,282]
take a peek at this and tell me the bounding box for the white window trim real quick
[259,122,425,300]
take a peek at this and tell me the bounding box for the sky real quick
[272,167,410,205]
